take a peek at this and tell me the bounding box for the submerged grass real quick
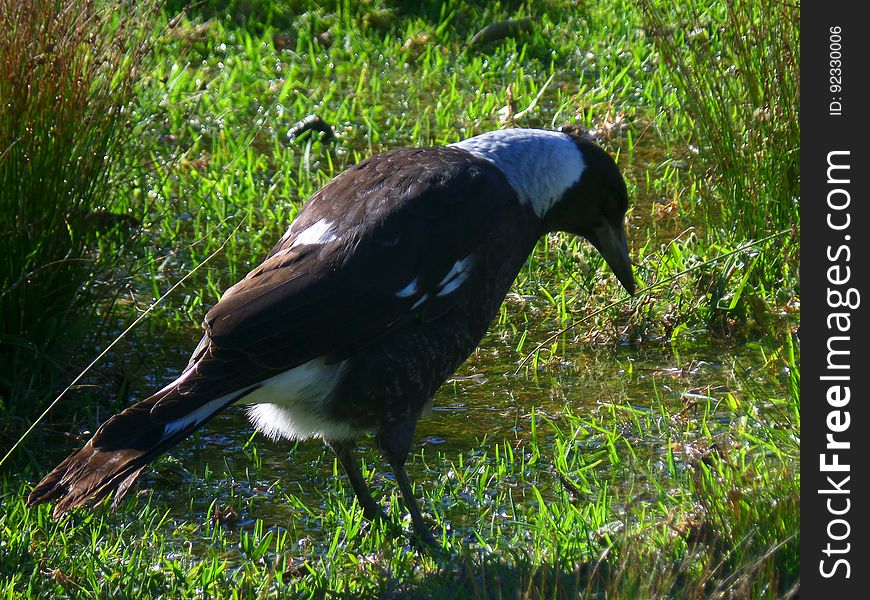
[1,0,798,597]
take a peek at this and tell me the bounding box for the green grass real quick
[1,0,799,597]
[0,0,154,408]
[2,340,799,597]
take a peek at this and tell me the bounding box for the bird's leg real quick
[376,418,435,544]
[326,439,386,522]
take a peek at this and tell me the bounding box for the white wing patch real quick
[395,277,420,298]
[436,256,474,296]
[450,129,585,217]
[398,256,476,310]
[291,218,338,247]
[161,391,247,439]
[397,255,475,310]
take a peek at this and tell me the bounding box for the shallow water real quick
[127,318,781,558]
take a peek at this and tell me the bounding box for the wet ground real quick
[126,322,780,558]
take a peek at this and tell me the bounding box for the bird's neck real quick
[450,129,586,218]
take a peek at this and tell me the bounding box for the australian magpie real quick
[28,126,634,542]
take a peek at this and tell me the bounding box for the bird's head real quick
[450,127,634,295]
[542,129,634,295]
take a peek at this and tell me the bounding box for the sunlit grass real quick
[1,0,798,597]
[2,340,798,597]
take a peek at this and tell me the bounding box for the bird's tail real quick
[26,390,235,516]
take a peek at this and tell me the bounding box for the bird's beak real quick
[589,223,635,295]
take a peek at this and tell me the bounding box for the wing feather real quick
[150,148,517,420]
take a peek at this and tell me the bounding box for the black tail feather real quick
[27,392,231,515]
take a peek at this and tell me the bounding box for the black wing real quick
[149,147,519,422]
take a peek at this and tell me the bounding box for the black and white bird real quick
[28,127,634,542]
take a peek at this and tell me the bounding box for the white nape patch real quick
[241,356,356,441]
[395,277,420,298]
[291,218,338,247]
[436,256,473,296]
[450,129,585,217]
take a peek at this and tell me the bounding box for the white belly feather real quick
[161,356,356,443]
[240,356,358,441]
